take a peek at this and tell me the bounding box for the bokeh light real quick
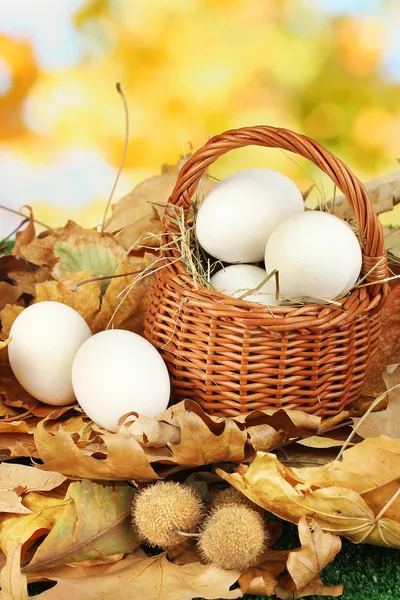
[0,0,399,237]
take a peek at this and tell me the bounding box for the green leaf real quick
[24,480,139,571]
[54,240,123,292]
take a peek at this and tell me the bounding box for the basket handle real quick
[164,125,389,300]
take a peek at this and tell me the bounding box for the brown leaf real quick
[0,492,31,516]
[35,270,100,327]
[25,481,140,571]
[0,464,66,495]
[0,434,36,460]
[7,266,53,298]
[275,575,344,599]
[12,209,36,256]
[34,400,320,481]
[239,550,288,596]
[284,518,341,590]
[290,435,400,492]
[0,284,21,312]
[0,306,24,337]
[17,221,101,267]
[361,279,400,399]
[0,545,28,600]
[28,549,241,600]
[354,366,400,439]
[0,340,10,351]
[105,173,216,250]
[218,441,400,547]
[90,255,150,333]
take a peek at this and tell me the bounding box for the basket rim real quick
[156,258,382,331]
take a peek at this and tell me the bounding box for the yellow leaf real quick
[27,549,241,600]
[0,545,28,600]
[217,447,400,547]
[0,306,24,337]
[0,493,67,556]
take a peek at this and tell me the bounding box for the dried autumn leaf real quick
[0,434,36,460]
[0,306,24,337]
[0,284,21,312]
[28,548,241,600]
[218,442,400,547]
[361,279,400,399]
[0,464,66,495]
[275,575,344,599]
[0,545,28,600]
[52,236,125,292]
[12,209,35,256]
[25,481,140,571]
[16,221,101,268]
[354,366,400,439]
[0,492,31,516]
[35,269,100,327]
[238,550,288,596]
[90,255,150,333]
[290,436,400,492]
[34,400,320,481]
[0,493,67,556]
[284,517,341,590]
[105,172,216,250]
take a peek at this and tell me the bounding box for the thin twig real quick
[336,383,400,461]
[101,83,129,232]
[71,269,144,291]
[0,204,51,230]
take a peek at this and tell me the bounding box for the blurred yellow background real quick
[1,0,400,240]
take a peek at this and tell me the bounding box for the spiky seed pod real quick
[198,504,265,571]
[132,482,203,549]
[210,486,263,514]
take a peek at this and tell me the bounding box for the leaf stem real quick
[336,383,400,461]
[71,268,144,291]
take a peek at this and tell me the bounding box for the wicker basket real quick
[144,126,389,417]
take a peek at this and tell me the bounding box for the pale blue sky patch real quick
[0,0,86,69]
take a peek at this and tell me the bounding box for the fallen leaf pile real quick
[0,163,400,599]
[218,435,400,547]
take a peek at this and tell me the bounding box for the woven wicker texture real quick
[144,126,389,417]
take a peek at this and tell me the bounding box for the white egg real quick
[71,329,170,432]
[195,168,304,262]
[264,211,362,303]
[210,264,278,305]
[8,301,92,406]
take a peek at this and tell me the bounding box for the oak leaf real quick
[218,440,400,547]
[34,400,320,481]
[238,550,288,596]
[275,575,344,599]
[27,549,241,600]
[25,481,140,571]
[354,366,400,439]
[283,517,341,591]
